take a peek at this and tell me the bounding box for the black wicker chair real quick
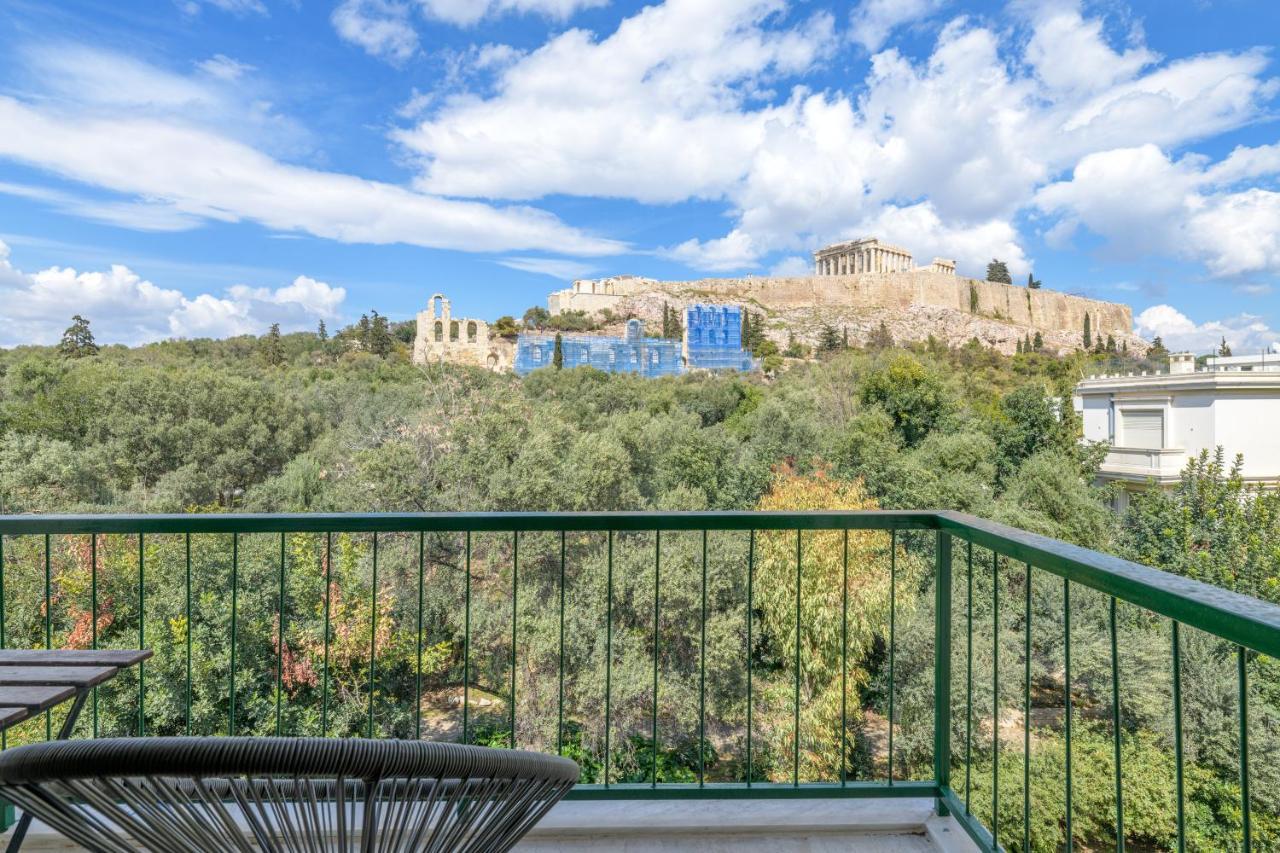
[0,737,578,852]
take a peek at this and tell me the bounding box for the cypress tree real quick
[317,320,328,341]
[1083,313,1092,349]
[553,333,564,369]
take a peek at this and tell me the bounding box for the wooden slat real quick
[0,650,150,668]
[0,685,76,712]
[0,666,117,688]
[0,707,30,729]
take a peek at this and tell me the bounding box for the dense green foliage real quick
[0,328,1275,850]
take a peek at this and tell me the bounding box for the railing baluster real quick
[889,529,896,785]
[229,532,238,736]
[368,532,378,738]
[1,533,6,754]
[652,530,660,788]
[1172,621,1185,853]
[841,529,848,786]
[463,531,471,744]
[92,534,99,738]
[45,533,52,740]
[322,532,331,738]
[1064,578,1072,852]
[510,531,518,749]
[793,528,801,787]
[965,539,972,812]
[137,533,144,738]
[185,533,191,737]
[700,528,707,788]
[933,531,953,814]
[1023,563,1032,853]
[992,551,999,848]
[276,531,285,737]
[1111,597,1124,852]
[746,529,754,787]
[604,530,613,787]
[557,530,566,756]
[415,532,424,741]
[1238,645,1251,852]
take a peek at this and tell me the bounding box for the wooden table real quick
[0,649,151,852]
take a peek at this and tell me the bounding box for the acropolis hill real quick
[550,239,1143,356]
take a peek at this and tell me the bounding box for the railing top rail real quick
[0,510,940,536]
[939,511,1280,659]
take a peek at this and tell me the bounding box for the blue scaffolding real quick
[515,319,682,377]
[684,304,757,371]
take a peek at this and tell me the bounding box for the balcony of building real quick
[1099,445,1188,484]
[0,510,1274,851]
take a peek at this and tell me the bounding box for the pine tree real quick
[552,333,564,369]
[1148,336,1168,361]
[1083,313,1092,349]
[58,315,99,358]
[317,320,328,341]
[867,321,894,350]
[1016,339,1023,355]
[263,323,285,366]
[986,259,1012,284]
[370,311,393,357]
[817,323,842,354]
[1026,272,1041,289]
[1106,334,1117,353]
[1024,332,1032,353]
[1033,331,1043,352]
[357,314,372,350]
[1218,336,1232,357]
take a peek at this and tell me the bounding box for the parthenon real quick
[813,237,955,276]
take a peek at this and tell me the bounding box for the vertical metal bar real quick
[1024,563,1032,853]
[746,530,754,787]
[45,533,52,740]
[463,532,472,744]
[136,533,144,738]
[275,531,285,737]
[1111,597,1124,853]
[992,551,999,847]
[229,532,238,736]
[700,528,708,788]
[185,533,192,737]
[322,532,331,738]
[1064,578,1072,852]
[368,533,378,739]
[604,530,614,787]
[415,532,424,740]
[652,530,660,788]
[841,529,848,786]
[557,531,566,756]
[91,535,99,738]
[510,531,518,750]
[889,529,897,784]
[1172,621,1185,853]
[965,539,973,811]
[933,531,953,814]
[793,528,801,787]
[1238,645,1251,852]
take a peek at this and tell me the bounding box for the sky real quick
[0,0,1278,353]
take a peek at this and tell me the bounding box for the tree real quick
[817,323,842,354]
[842,327,849,350]
[58,315,99,359]
[986,259,1012,284]
[867,321,894,350]
[316,320,328,341]
[1016,338,1024,355]
[369,311,393,357]
[1148,336,1168,361]
[357,314,372,350]
[1033,331,1043,352]
[1218,336,1232,357]
[552,333,564,369]
[263,323,285,366]
[1083,313,1092,350]
[493,316,519,339]
[860,353,952,446]
[1026,272,1042,289]
[1106,334,1117,353]
[522,306,550,330]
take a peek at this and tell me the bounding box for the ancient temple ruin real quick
[411,294,510,371]
[813,237,955,276]
[514,319,682,377]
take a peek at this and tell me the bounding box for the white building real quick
[1074,351,1280,510]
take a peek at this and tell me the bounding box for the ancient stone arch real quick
[433,321,443,342]
[467,321,477,342]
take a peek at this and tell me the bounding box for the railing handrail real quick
[939,511,1280,659]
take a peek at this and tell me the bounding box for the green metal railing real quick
[0,510,1276,851]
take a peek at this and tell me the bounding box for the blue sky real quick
[1,0,1278,352]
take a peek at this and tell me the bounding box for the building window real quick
[1120,409,1164,449]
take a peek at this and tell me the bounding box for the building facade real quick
[683,304,756,371]
[1074,352,1280,510]
[811,237,956,277]
[514,319,682,377]
[412,294,511,372]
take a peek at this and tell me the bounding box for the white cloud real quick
[395,1,1277,274]
[197,54,256,81]
[0,95,622,256]
[0,240,345,346]
[417,0,607,27]
[495,256,596,280]
[332,0,419,64]
[849,0,947,52]
[1035,144,1280,277]
[181,0,268,16]
[768,255,812,276]
[1135,304,1277,354]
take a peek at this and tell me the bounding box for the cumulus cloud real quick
[197,54,256,81]
[417,0,607,27]
[394,0,1277,274]
[1135,303,1278,354]
[849,0,947,52]
[332,0,420,64]
[0,240,346,347]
